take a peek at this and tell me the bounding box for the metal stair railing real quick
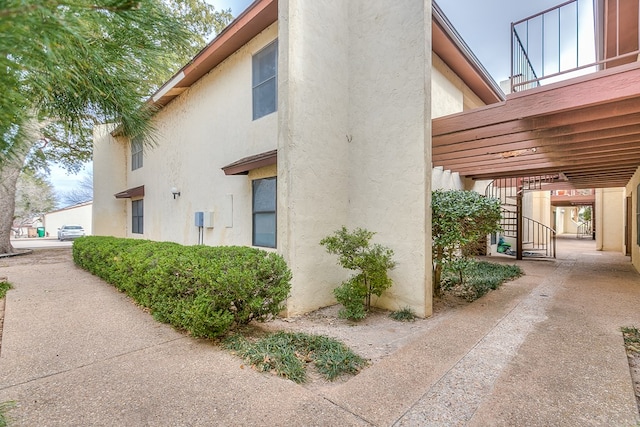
[522,216,556,258]
[487,178,557,259]
[577,221,592,239]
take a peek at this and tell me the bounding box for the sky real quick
[49,0,572,201]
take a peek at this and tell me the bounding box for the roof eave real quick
[432,1,505,104]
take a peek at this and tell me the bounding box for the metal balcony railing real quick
[511,0,640,92]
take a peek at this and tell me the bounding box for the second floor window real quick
[131,137,143,170]
[252,40,278,120]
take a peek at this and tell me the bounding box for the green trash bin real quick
[37,227,45,237]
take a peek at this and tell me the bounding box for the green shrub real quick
[390,307,416,322]
[73,237,292,338]
[223,331,367,383]
[320,227,395,320]
[432,190,502,297]
[0,281,12,299]
[441,260,522,301]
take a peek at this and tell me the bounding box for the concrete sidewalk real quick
[1,238,639,426]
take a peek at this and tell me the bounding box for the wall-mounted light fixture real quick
[171,187,181,199]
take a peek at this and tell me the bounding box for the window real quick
[131,137,143,170]
[252,40,278,120]
[252,177,276,248]
[132,199,144,234]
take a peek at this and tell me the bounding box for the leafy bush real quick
[320,227,396,320]
[441,260,522,301]
[73,236,292,338]
[432,190,502,297]
[0,281,11,299]
[223,331,367,383]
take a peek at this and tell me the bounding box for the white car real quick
[58,225,85,241]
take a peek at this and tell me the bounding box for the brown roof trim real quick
[114,185,145,199]
[432,2,504,104]
[150,0,277,109]
[222,149,277,175]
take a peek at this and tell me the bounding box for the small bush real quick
[441,260,522,301]
[390,307,416,322]
[223,331,367,383]
[73,236,292,338]
[320,227,395,320]
[0,281,12,299]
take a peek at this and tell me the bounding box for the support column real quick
[517,190,523,260]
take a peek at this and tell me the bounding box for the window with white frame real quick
[252,40,278,120]
[252,177,276,248]
[132,199,144,234]
[131,137,143,170]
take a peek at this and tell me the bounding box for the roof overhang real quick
[432,2,504,105]
[114,185,145,199]
[150,0,277,109]
[222,149,277,175]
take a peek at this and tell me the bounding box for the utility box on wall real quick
[203,211,214,228]
[194,211,204,227]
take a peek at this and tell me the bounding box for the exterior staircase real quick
[486,177,556,259]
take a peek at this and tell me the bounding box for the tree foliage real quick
[14,170,57,230]
[321,227,396,320]
[0,0,232,253]
[431,190,502,297]
[60,170,94,206]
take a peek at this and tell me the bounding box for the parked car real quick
[57,225,85,241]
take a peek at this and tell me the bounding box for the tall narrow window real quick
[131,137,143,170]
[252,177,276,248]
[132,199,144,234]
[252,40,278,120]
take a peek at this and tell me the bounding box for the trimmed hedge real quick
[73,236,292,338]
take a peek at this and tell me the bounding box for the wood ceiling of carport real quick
[432,61,640,190]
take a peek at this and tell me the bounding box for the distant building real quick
[44,201,92,238]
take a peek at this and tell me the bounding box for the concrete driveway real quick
[9,237,72,250]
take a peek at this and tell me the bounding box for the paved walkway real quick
[1,237,639,426]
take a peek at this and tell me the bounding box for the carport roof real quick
[433,61,640,189]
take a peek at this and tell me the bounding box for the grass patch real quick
[0,401,15,427]
[442,260,523,302]
[389,307,416,322]
[0,281,11,299]
[223,331,367,383]
[622,327,640,354]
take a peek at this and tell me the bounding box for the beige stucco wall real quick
[431,54,484,118]
[595,187,625,252]
[44,203,92,237]
[279,0,432,317]
[431,54,491,193]
[626,168,640,272]
[555,207,581,235]
[93,124,126,237]
[93,25,279,246]
[277,1,350,315]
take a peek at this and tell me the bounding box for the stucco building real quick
[93,0,502,317]
[94,0,640,317]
